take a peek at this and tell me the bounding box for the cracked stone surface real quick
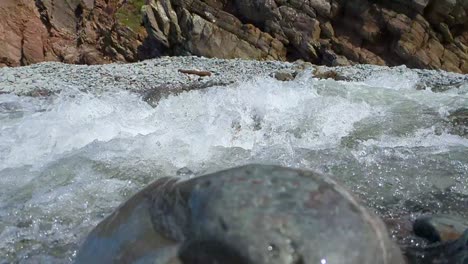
[0,0,467,73]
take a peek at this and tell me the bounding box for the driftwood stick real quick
[178,69,212,77]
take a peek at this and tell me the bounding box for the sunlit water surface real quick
[1,71,467,263]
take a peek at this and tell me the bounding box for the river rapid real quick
[0,62,467,263]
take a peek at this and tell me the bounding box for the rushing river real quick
[0,69,467,263]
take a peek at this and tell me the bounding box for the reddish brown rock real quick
[0,0,48,66]
[0,0,467,73]
[0,0,146,67]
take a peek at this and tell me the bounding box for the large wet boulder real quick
[75,164,404,263]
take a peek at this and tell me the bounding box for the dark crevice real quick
[450,24,465,38]
[20,33,25,66]
[75,4,84,45]
[294,256,305,264]
[423,0,436,22]
[369,0,420,18]
[34,0,53,35]
[285,44,304,62]
[75,4,83,21]
[179,240,251,264]
[225,2,267,33]
[222,1,238,15]
[137,37,165,60]
[361,27,405,66]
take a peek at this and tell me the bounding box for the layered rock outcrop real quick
[1,0,467,73]
[0,0,146,67]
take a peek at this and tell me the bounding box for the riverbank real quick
[1,57,467,97]
[2,1,468,73]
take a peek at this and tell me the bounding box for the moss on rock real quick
[115,0,146,32]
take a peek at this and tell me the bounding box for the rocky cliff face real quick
[1,0,467,73]
[0,0,147,67]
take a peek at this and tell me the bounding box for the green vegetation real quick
[115,0,146,32]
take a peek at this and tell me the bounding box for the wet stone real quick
[176,167,194,177]
[24,89,55,97]
[413,214,468,243]
[142,81,232,107]
[273,71,296,81]
[448,108,468,137]
[312,68,350,81]
[429,80,465,92]
[75,164,404,264]
[391,213,468,264]
[404,230,468,264]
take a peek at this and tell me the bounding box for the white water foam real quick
[0,72,467,262]
[361,67,420,90]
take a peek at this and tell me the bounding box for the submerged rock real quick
[75,164,404,263]
[385,213,468,264]
[273,70,297,81]
[413,214,468,243]
[141,80,232,107]
[448,108,468,137]
[404,229,468,264]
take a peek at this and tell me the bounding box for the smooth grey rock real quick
[75,164,404,264]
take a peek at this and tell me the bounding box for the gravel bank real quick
[0,57,293,95]
[0,56,467,96]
